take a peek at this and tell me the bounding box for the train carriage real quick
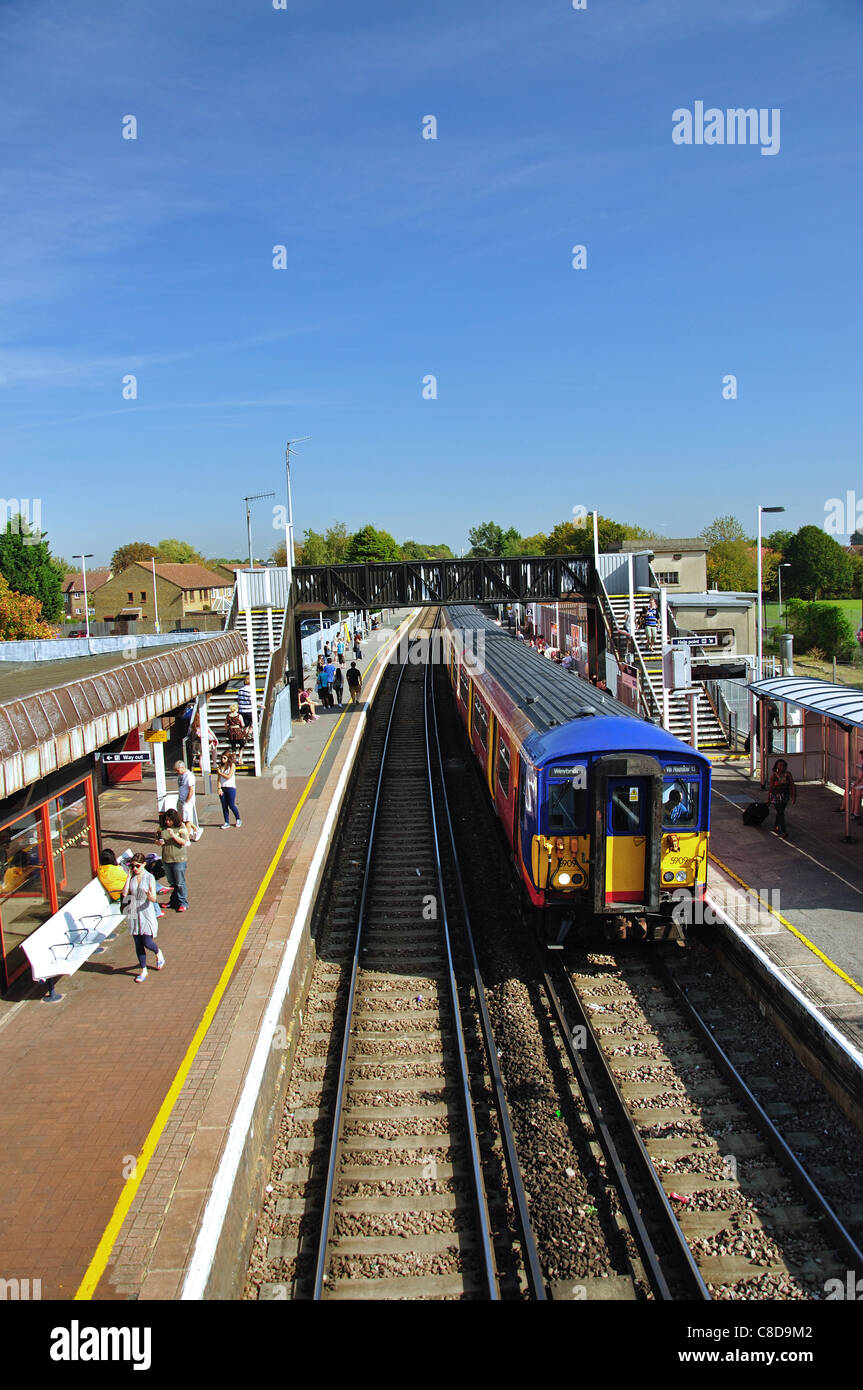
[442,606,711,944]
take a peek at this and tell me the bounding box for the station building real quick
[0,630,246,990]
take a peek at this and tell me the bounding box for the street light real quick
[778,563,791,633]
[285,436,310,573]
[757,505,784,679]
[71,552,94,638]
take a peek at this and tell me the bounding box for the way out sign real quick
[102,752,152,764]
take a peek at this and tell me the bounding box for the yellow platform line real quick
[75,615,412,1300]
[708,852,863,1000]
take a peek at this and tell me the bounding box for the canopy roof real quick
[749,676,863,730]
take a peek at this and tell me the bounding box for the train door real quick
[591,753,662,914]
[604,777,649,904]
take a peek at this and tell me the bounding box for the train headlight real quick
[663,871,675,882]
[558,872,571,886]
[675,870,688,882]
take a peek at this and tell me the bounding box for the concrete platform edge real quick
[708,895,863,1133]
[173,612,417,1300]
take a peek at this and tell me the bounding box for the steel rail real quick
[311,659,408,1300]
[312,619,499,1300]
[426,643,546,1298]
[657,958,863,1273]
[544,959,712,1301]
[420,650,500,1298]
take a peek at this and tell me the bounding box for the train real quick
[440,606,711,945]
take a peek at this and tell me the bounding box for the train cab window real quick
[473,694,488,748]
[459,666,470,706]
[547,781,587,834]
[662,780,699,829]
[498,740,510,797]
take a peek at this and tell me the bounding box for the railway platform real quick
[706,759,863,1090]
[0,609,416,1301]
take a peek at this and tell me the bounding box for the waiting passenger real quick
[768,759,796,839]
[97,848,128,901]
[122,854,164,982]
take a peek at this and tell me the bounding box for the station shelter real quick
[0,632,246,990]
[749,675,863,839]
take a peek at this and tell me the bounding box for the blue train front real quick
[442,606,711,944]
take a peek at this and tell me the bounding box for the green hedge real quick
[783,598,857,660]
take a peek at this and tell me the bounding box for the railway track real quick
[557,949,863,1299]
[431,653,863,1301]
[249,614,542,1299]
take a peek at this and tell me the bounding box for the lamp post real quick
[757,505,784,679]
[285,436,309,575]
[778,562,791,633]
[72,552,94,638]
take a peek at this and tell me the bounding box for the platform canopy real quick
[748,676,863,730]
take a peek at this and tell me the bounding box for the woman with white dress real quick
[122,854,164,982]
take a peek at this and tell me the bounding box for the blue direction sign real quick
[671,635,718,648]
[102,752,152,764]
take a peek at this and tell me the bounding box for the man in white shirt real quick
[174,760,198,831]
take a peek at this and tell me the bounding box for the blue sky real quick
[1,0,861,566]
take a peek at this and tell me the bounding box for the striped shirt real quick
[237,684,253,714]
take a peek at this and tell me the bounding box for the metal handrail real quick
[596,574,660,721]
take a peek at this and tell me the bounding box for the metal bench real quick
[22,858,131,1002]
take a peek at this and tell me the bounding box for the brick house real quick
[62,569,113,621]
[93,563,233,632]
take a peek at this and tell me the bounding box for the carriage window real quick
[662,780,699,829]
[459,666,469,705]
[498,740,510,797]
[547,782,587,833]
[473,694,488,747]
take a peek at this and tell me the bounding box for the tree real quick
[111,541,159,572]
[401,541,455,560]
[785,526,854,600]
[765,529,793,559]
[270,540,306,566]
[345,525,401,564]
[517,533,548,555]
[0,574,55,639]
[467,522,507,557]
[156,538,205,565]
[701,515,748,548]
[543,514,644,556]
[706,540,758,592]
[785,599,856,660]
[0,515,64,622]
[323,522,351,564]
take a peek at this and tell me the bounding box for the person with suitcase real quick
[768,759,796,838]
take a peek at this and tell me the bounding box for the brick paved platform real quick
[0,611,414,1300]
[707,759,863,1058]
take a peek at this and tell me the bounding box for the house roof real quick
[617,539,709,554]
[63,570,112,593]
[129,562,231,590]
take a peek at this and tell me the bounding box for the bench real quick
[22,853,133,1002]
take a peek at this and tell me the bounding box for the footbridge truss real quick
[292,555,595,610]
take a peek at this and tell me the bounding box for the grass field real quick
[764,598,863,629]
[762,597,863,686]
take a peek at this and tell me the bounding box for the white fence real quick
[236,567,292,611]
